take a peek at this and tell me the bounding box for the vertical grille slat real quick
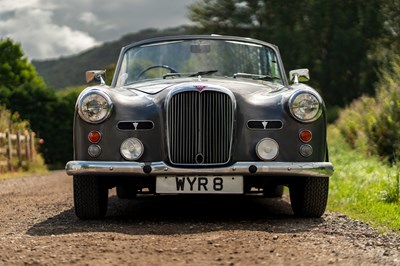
[168,90,234,165]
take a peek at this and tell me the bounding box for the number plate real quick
[156,176,243,194]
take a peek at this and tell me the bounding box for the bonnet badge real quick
[194,85,207,92]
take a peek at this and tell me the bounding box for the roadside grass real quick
[327,126,400,232]
[0,155,48,181]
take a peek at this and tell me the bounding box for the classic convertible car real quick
[66,35,333,219]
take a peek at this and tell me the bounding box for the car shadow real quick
[27,194,325,237]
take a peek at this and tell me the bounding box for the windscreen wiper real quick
[233,72,280,81]
[188,70,218,77]
[163,70,218,79]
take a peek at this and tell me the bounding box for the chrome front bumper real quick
[66,161,334,177]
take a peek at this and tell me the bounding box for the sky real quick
[0,0,197,60]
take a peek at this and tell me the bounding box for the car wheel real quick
[263,185,284,197]
[73,175,108,219]
[289,176,329,218]
[116,186,137,199]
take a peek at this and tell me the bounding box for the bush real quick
[335,96,376,155]
[368,58,400,162]
[334,56,400,162]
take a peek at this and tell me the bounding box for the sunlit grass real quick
[327,126,400,231]
[0,155,48,181]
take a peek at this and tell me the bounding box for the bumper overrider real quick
[66,161,333,177]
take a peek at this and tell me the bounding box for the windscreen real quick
[115,39,282,86]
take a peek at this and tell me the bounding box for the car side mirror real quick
[86,70,106,85]
[289,69,310,84]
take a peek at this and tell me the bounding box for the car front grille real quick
[167,89,234,165]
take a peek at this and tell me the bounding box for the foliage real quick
[335,96,376,154]
[189,0,386,108]
[0,106,30,133]
[0,105,47,175]
[374,0,400,67]
[24,154,48,175]
[0,38,45,90]
[0,38,84,167]
[334,56,400,162]
[381,166,400,204]
[327,126,400,231]
[368,57,400,162]
[52,86,84,166]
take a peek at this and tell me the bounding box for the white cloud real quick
[80,12,100,26]
[0,0,197,60]
[79,11,116,31]
[0,7,99,59]
[0,0,40,12]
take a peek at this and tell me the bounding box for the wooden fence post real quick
[25,132,30,162]
[0,131,36,172]
[17,132,22,167]
[29,132,34,161]
[6,131,13,172]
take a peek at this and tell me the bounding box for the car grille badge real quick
[194,85,207,92]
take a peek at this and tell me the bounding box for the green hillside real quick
[32,26,196,90]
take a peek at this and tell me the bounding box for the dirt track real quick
[0,171,400,265]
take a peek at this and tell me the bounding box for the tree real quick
[0,38,70,166]
[375,0,400,67]
[188,0,385,107]
[0,38,45,90]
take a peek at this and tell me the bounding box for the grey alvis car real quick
[66,35,334,219]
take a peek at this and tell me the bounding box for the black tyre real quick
[73,175,108,219]
[116,186,137,199]
[263,185,284,198]
[289,176,329,218]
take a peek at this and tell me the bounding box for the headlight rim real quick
[77,89,113,124]
[288,90,323,123]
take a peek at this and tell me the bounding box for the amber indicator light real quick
[299,130,312,143]
[88,131,101,143]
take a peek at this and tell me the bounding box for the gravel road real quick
[0,171,399,265]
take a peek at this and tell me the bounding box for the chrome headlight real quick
[120,138,144,160]
[77,89,113,123]
[289,90,322,123]
[256,138,279,161]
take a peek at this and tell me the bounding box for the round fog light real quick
[300,144,313,157]
[88,144,101,157]
[120,138,144,160]
[256,138,279,161]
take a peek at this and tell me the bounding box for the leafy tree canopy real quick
[189,0,389,107]
[0,38,68,166]
[0,38,45,90]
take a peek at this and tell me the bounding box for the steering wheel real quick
[135,65,179,80]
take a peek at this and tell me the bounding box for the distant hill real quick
[33,26,197,90]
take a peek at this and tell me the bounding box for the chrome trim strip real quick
[247,120,283,130]
[66,161,333,177]
[117,120,154,131]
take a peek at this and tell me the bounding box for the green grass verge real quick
[327,126,400,232]
[0,154,48,181]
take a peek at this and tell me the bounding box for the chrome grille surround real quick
[166,85,236,166]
